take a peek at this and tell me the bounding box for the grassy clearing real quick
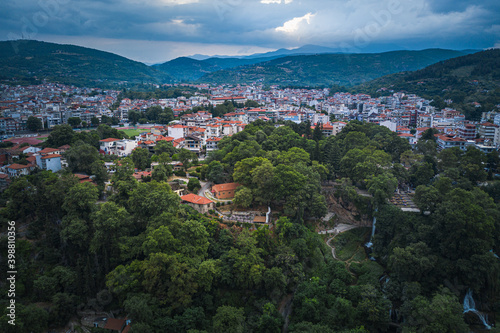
[120,129,147,137]
[332,227,370,261]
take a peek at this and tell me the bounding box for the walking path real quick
[322,223,360,260]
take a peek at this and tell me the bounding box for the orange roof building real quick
[181,193,215,214]
[211,182,240,200]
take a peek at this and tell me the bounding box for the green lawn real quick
[120,129,147,137]
[332,227,370,261]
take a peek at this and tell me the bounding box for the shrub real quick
[174,170,186,177]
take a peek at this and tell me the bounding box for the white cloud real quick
[275,12,314,33]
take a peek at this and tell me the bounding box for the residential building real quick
[6,163,33,177]
[436,134,473,151]
[181,193,215,214]
[211,183,241,199]
[35,153,62,172]
[206,137,221,152]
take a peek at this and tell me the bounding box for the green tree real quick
[389,242,438,282]
[91,116,100,126]
[212,306,245,333]
[414,185,441,213]
[206,160,225,184]
[65,142,100,174]
[178,149,196,171]
[188,178,201,192]
[234,186,253,208]
[155,140,177,156]
[67,117,81,128]
[27,116,43,132]
[132,147,151,170]
[128,110,142,124]
[403,289,468,333]
[47,124,74,147]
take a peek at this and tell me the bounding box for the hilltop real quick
[350,49,500,120]
[0,40,172,87]
[197,49,472,86]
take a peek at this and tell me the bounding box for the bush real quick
[188,178,201,192]
[216,202,221,207]
[174,170,186,177]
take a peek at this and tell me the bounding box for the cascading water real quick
[365,216,377,249]
[266,206,271,224]
[489,249,499,259]
[463,289,491,330]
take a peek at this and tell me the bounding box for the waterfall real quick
[463,289,491,330]
[490,249,500,259]
[365,216,377,249]
[266,206,271,224]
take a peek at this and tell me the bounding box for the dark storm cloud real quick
[1,0,498,62]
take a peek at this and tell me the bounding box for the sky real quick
[1,0,499,64]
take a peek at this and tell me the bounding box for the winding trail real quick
[323,223,359,260]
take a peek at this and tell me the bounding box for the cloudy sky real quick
[1,0,499,64]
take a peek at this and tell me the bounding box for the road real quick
[198,181,212,197]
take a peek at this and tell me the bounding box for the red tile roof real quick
[41,154,61,159]
[99,138,120,142]
[181,193,214,205]
[104,318,126,331]
[39,147,59,154]
[212,183,240,192]
[7,163,30,170]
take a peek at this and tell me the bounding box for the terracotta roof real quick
[41,154,61,159]
[7,163,30,170]
[212,183,240,192]
[99,138,120,142]
[104,318,126,331]
[39,147,59,154]
[181,193,214,205]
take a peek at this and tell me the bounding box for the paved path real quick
[318,223,358,235]
[198,181,211,197]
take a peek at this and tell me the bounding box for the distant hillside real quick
[186,44,342,61]
[0,40,172,86]
[350,49,500,120]
[198,49,472,86]
[155,55,281,81]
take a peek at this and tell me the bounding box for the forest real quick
[0,120,500,332]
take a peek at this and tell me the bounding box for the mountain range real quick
[195,49,475,87]
[0,40,484,89]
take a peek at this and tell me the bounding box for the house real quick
[211,182,240,199]
[38,147,60,155]
[6,163,33,177]
[181,193,215,214]
[168,124,187,140]
[133,171,152,181]
[99,138,121,154]
[35,153,62,172]
[206,137,221,152]
[0,173,10,188]
[184,134,203,153]
[103,318,131,333]
[436,134,474,151]
[74,174,93,183]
